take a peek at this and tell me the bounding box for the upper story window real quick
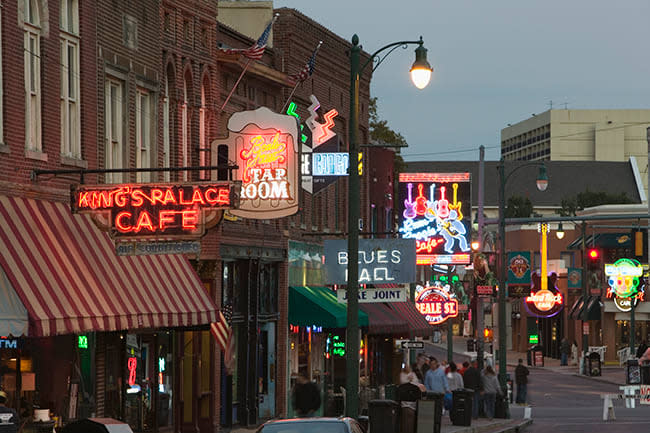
[136,89,153,182]
[105,78,124,183]
[60,0,81,159]
[0,5,4,145]
[162,77,172,182]
[25,0,42,152]
[199,82,208,180]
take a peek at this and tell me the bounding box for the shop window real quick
[561,251,574,267]
[259,263,278,315]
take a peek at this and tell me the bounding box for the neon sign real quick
[525,272,564,317]
[127,357,137,386]
[72,183,235,239]
[605,258,645,311]
[213,107,298,219]
[398,173,471,265]
[415,285,458,325]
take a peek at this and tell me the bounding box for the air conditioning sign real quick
[324,239,416,284]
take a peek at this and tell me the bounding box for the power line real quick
[403,144,500,157]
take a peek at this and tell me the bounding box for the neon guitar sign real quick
[399,173,471,265]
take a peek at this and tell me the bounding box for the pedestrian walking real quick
[560,338,570,366]
[571,340,579,366]
[463,360,481,419]
[446,362,464,391]
[458,360,469,376]
[411,362,424,382]
[480,365,501,419]
[514,358,529,405]
[424,357,450,394]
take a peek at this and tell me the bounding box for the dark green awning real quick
[567,233,632,250]
[581,296,602,321]
[289,286,368,328]
[568,296,585,320]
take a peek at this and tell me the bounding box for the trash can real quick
[466,339,476,352]
[641,362,650,385]
[417,392,443,433]
[627,359,641,385]
[587,352,601,377]
[368,400,399,433]
[384,384,397,401]
[531,345,544,367]
[451,389,473,426]
[357,415,369,433]
[495,393,509,419]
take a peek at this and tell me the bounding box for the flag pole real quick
[219,58,252,112]
[281,81,301,113]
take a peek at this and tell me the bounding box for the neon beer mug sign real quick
[213,107,299,219]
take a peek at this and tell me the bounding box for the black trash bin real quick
[417,392,443,433]
[467,339,476,352]
[495,393,509,419]
[398,383,422,433]
[587,352,601,376]
[451,389,473,426]
[627,359,641,385]
[640,362,650,385]
[385,384,397,401]
[368,400,399,433]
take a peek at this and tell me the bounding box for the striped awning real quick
[360,303,409,336]
[388,302,432,337]
[0,195,218,337]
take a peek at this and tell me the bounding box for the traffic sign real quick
[476,285,494,297]
[401,341,425,350]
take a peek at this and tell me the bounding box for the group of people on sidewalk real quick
[399,354,515,420]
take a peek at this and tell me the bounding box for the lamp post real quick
[497,160,548,394]
[347,35,432,419]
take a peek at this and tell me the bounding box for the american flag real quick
[290,41,322,83]
[211,303,235,373]
[220,14,278,61]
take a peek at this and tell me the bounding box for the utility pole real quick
[448,266,454,363]
[477,146,485,370]
[581,222,588,372]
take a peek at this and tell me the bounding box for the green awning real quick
[567,233,632,250]
[289,286,368,328]
[581,296,602,321]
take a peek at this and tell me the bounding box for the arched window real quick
[181,74,190,181]
[25,0,42,151]
[163,74,172,182]
[199,79,208,180]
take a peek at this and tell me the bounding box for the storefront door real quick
[258,322,276,419]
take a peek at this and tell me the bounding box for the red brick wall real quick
[0,1,97,201]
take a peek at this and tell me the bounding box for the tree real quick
[368,97,407,147]
[505,195,533,218]
[557,189,634,216]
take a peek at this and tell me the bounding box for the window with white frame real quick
[24,0,42,152]
[105,78,124,183]
[136,89,152,182]
[181,77,190,181]
[60,0,80,158]
[199,83,207,180]
[0,5,3,144]
[163,77,171,182]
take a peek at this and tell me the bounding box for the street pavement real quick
[424,335,650,433]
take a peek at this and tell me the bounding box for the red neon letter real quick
[115,211,134,232]
[131,189,144,207]
[159,210,177,231]
[127,357,137,386]
[134,211,155,232]
[151,188,164,205]
[182,210,199,230]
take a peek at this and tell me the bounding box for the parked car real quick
[256,417,365,433]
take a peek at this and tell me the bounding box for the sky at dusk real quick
[274,0,650,162]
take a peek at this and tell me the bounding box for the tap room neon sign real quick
[398,173,471,265]
[72,183,237,239]
[213,107,299,219]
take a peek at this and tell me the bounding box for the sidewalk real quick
[428,335,625,386]
[231,418,532,433]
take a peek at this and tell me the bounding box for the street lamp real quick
[497,160,548,397]
[346,34,432,419]
[556,222,565,240]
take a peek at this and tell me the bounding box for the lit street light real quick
[346,35,432,419]
[497,160,548,398]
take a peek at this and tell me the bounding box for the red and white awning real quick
[0,195,218,337]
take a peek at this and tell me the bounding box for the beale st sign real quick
[72,183,238,239]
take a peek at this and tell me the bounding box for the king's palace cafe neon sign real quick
[72,183,237,238]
